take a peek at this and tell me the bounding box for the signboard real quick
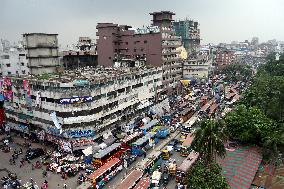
[66,129,94,138]
[59,96,93,104]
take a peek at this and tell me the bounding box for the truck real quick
[155,127,169,139]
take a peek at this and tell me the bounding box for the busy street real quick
[0,72,247,189]
[1,2,282,188]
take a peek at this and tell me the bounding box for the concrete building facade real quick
[0,41,29,77]
[215,50,236,67]
[63,37,98,69]
[173,19,201,54]
[23,33,61,75]
[3,66,163,149]
[96,11,183,95]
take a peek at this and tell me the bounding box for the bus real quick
[180,107,195,123]
[116,169,143,189]
[208,102,218,117]
[140,119,159,134]
[180,133,194,157]
[136,150,162,174]
[93,143,123,166]
[89,158,122,189]
[131,132,158,156]
[176,151,199,184]
[121,132,142,148]
[133,177,150,189]
[182,115,199,133]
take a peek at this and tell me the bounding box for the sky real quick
[0,0,284,47]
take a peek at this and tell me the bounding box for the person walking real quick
[63,183,67,189]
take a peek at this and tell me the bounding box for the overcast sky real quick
[1,0,283,46]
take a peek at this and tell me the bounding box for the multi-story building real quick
[0,40,29,76]
[23,33,61,75]
[173,19,201,54]
[96,11,182,95]
[62,37,98,69]
[215,50,235,67]
[3,66,163,149]
[183,52,212,79]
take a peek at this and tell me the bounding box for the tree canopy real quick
[186,160,229,189]
[224,104,276,145]
[191,119,228,164]
[241,55,284,122]
[220,64,253,83]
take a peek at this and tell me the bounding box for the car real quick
[25,148,44,160]
[174,144,182,152]
[168,139,178,147]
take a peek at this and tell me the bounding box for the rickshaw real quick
[168,162,177,176]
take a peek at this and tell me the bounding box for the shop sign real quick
[71,138,94,147]
[59,96,93,104]
[66,129,94,138]
[47,126,61,136]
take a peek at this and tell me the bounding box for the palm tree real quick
[191,119,228,165]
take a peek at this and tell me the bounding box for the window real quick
[134,49,137,52]
[2,55,9,59]
[16,71,19,74]
[21,62,25,66]
[19,54,25,57]
[141,48,144,52]
[6,64,11,67]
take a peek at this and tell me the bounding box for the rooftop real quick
[9,65,161,86]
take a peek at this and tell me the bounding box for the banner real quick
[50,111,61,131]
[59,96,93,104]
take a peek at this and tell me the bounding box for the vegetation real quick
[220,64,253,83]
[191,119,228,164]
[225,54,284,160]
[225,104,276,145]
[186,160,230,189]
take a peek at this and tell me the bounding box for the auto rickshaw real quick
[161,149,170,160]
[179,135,187,144]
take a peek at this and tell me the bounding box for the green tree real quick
[191,119,228,164]
[224,104,276,145]
[262,127,284,161]
[220,64,253,83]
[186,160,229,189]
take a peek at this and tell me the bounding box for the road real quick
[0,133,78,189]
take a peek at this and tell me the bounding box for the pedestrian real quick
[144,150,147,158]
[63,183,67,189]
[42,170,47,177]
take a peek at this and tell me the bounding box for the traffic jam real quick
[0,74,244,189]
[74,74,245,189]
